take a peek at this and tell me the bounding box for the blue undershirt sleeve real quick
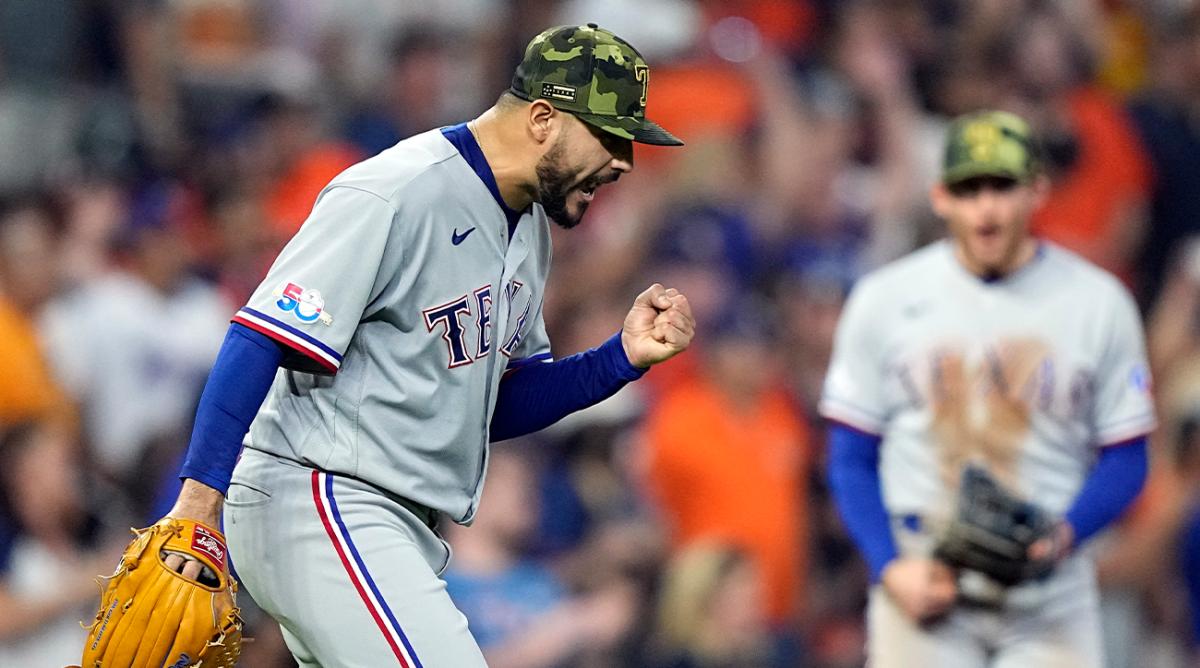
[489,332,645,442]
[1064,437,1149,547]
[1180,508,1200,647]
[826,422,897,583]
[178,323,284,495]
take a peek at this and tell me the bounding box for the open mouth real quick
[577,174,617,203]
[977,223,1001,240]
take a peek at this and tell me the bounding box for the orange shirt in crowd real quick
[0,296,69,425]
[266,143,362,238]
[1031,87,1151,281]
[641,376,811,624]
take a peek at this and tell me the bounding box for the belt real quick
[396,495,439,530]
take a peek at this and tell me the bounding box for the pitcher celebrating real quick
[79,24,692,667]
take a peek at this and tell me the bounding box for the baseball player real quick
[821,110,1154,666]
[83,24,692,667]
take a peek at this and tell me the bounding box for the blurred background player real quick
[821,110,1154,666]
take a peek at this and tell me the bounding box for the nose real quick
[607,136,634,174]
[975,189,1002,215]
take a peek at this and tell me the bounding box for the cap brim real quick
[575,112,684,147]
[942,163,1029,185]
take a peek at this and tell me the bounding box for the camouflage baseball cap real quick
[942,110,1039,185]
[510,24,683,146]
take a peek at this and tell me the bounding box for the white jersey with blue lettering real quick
[821,240,1155,518]
[231,127,552,525]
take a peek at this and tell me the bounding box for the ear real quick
[1028,174,1051,208]
[527,99,558,145]
[930,182,953,218]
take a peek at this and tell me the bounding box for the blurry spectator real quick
[0,0,90,193]
[56,180,132,286]
[39,181,230,511]
[0,2,182,188]
[205,187,278,305]
[651,542,788,668]
[751,6,929,285]
[0,422,123,667]
[444,444,638,667]
[776,268,847,413]
[171,0,304,149]
[1128,8,1200,309]
[555,0,704,63]
[0,197,73,426]
[828,1,931,268]
[343,25,465,157]
[1095,2,1152,95]
[1098,235,1200,667]
[999,5,1152,282]
[1145,237,1200,664]
[639,304,812,629]
[257,94,362,238]
[1178,413,1200,663]
[1148,238,1200,384]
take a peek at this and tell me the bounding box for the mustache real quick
[579,172,620,190]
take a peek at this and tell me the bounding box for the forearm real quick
[1064,437,1149,547]
[174,323,283,518]
[826,422,898,582]
[489,333,644,441]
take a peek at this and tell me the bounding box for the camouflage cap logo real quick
[942,110,1038,185]
[510,24,682,146]
[541,82,577,102]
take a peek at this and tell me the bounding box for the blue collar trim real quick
[441,123,523,232]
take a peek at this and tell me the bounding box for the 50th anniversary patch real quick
[273,281,334,325]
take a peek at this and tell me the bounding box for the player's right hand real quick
[621,283,695,368]
[881,557,957,623]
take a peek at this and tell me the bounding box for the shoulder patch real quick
[273,281,334,325]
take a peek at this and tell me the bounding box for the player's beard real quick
[535,139,587,229]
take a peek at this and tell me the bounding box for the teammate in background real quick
[821,111,1153,666]
[113,24,691,666]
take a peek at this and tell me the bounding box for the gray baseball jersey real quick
[231,126,552,524]
[821,240,1155,516]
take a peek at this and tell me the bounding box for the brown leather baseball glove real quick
[76,518,242,667]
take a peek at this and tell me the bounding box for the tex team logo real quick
[273,281,334,325]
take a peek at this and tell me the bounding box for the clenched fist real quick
[621,283,695,368]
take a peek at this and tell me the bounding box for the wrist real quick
[614,331,650,373]
[1056,520,1077,557]
[168,478,225,527]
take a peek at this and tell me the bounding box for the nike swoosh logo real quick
[451,227,476,245]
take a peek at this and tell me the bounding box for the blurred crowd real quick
[1,0,1199,666]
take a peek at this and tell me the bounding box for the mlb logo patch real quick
[1130,364,1152,394]
[273,281,334,325]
